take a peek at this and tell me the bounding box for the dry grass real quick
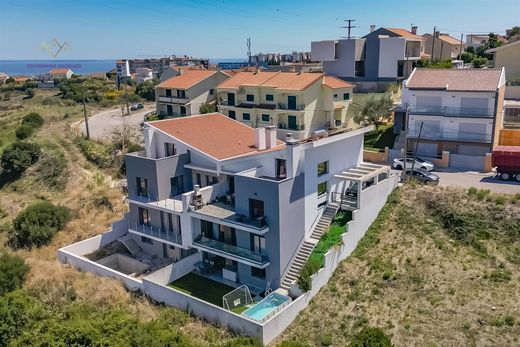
[276,186,520,347]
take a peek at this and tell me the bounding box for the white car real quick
[392,157,434,171]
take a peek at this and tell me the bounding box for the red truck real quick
[492,146,520,181]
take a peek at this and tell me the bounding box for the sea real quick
[0,58,246,76]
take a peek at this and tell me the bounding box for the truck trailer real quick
[492,146,520,181]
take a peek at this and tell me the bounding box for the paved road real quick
[435,169,520,194]
[78,104,155,141]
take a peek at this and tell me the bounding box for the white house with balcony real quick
[217,71,353,140]
[394,68,506,169]
[155,70,230,117]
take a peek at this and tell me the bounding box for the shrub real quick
[0,253,29,295]
[15,124,34,140]
[35,151,68,189]
[350,327,393,347]
[297,257,322,292]
[0,141,41,174]
[10,201,70,249]
[21,112,44,128]
[24,88,35,99]
[74,137,113,168]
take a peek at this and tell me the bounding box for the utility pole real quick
[341,19,358,39]
[411,121,424,174]
[402,104,411,181]
[123,77,130,116]
[82,91,90,139]
[247,37,252,66]
[431,26,436,63]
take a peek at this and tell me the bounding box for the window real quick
[141,236,153,244]
[276,158,287,179]
[266,94,274,101]
[164,142,176,157]
[165,89,172,97]
[317,182,327,196]
[229,110,236,119]
[177,90,186,99]
[136,177,148,197]
[334,94,338,99]
[242,112,250,121]
[170,175,184,196]
[343,93,350,100]
[251,267,266,279]
[261,114,270,122]
[317,161,329,176]
[249,199,264,220]
[246,94,254,102]
[138,207,151,226]
[196,173,202,186]
[250,234,266,254]
[209,89,214,95]
[355,61,365,77]
[180,106,187,115]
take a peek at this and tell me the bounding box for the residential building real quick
[116,59,131,78]
[466,34,508,49]
[395,68,506,170]
[486,40,520,79]
[49,68,73,79]
[116,56,209,79]
[135,67,153,84]
[422,32,464,60]
[312,26,424,91]
[0,72,9,85]
[217,71,354,140]
[155,70,230,117]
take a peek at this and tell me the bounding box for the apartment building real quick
[155,70,230,117]
[217,71,353,140]
[116,57,210,79]
[395,68,506,169]
[422,32,464,61]
[312,26,423,91]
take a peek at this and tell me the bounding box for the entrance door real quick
[288,95,296,110]
[166,105,173,116]
[249,199,264,220]
[227,93,235,106]
[170,176,184,197]
[288,115,297,130]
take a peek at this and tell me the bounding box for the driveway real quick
[78,104,155,141]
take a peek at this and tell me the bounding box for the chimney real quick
[265,126,277,149]
[255,128,266,150]
[411,25,418,35]
[370,25,376,32]
[434,30,440,38]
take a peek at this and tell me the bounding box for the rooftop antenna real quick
[247,37,251,65]
[341,19,358,39]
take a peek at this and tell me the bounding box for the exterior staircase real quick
[280,202,339,291]
[117,235,141,256]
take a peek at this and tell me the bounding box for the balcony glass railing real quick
[410,105,494,118]
[157,96,189,103]
[193,236,269,265]
[129,222,183,244]
[408,129,491,142]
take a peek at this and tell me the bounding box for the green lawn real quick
[169,273,237,307]
[364,124,396,151]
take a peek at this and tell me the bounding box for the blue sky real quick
[0,0,518,60]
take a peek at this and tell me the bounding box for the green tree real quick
[0,141,41,174]
[199,102,216,114]
[135,79,159,101]
[460,52,475,64]
[472,56,489,68]
[353,95,393,132]
[0,253,29,295]
[506,26,520,40]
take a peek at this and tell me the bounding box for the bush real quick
[472,57,488,68]
[10,201,70,249]
[74,137,113,168]
[350,327,393,347]
[0,253,29,295]
[15,124,34,140]
[297,257,322,292]
[35,151,68,189]
[24,88,35,99]
[21,112,44,128]
[0,141,41,174]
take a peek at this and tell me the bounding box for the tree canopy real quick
[353,95,393,132]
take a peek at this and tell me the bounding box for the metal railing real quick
[192,236,269,266]
[157,96,189,104]
[410,105,494,118]
[128,222,183,244]
[278,123,305,131]
[277,103,305,111]
[128,193,184,213]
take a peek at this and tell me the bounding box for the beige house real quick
[49,68,73,79]
[155,70,230,117]
[217,71,353,140]
[487,40,520,80]
[422,33,464,61]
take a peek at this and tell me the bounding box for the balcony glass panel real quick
[410,105,493,118]
[193,236,269,265]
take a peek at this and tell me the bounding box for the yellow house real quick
[216,71,353,140]
[487,40,520,79]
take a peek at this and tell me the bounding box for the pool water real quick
[242,292,291,322]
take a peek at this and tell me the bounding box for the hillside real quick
[276,185,520,346]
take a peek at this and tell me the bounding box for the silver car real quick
[392,157,434,171]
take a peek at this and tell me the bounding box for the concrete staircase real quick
[118,235,141,256]
[280,203,339,291]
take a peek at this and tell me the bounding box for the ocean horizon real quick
[0,58,246,76]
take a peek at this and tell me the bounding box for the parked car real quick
[392,157,434,171]
[403,168,439,185]
[130,103,144,111]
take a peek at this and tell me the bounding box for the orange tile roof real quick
[385,28,422,40]
[322,75,353,89]
[157,70,216,89]
[406,68,503,92]
[438,35,463,45]
[50,68,70,74]
[149,113,285,160]
[13,76,30,82]
[217,71,324,91]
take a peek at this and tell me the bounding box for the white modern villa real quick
[59,113,397,345]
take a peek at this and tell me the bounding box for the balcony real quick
[277,103,305,111]
[278,123,305,131]
[410,105,494,118]
[408,129,491,143]
[157,96,189,104]
[128,222,183,246]
[192,236,270,268]
[128,194,184,213]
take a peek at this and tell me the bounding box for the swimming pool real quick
[242,292,291,323]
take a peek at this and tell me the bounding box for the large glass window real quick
[138,207,151,226]
[250,234,266,254]
[317,161,329,176]
[136,177,148,197]
[317,182,327,196]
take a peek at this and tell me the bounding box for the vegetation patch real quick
[0,252,29,296]
[0,141,41,175]
[74,137,114,168]
[169,273,237,307]
[35,150,68,189]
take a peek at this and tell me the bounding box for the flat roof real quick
[148,113,285,161]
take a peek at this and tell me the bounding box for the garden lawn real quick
[169,273,237,307]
